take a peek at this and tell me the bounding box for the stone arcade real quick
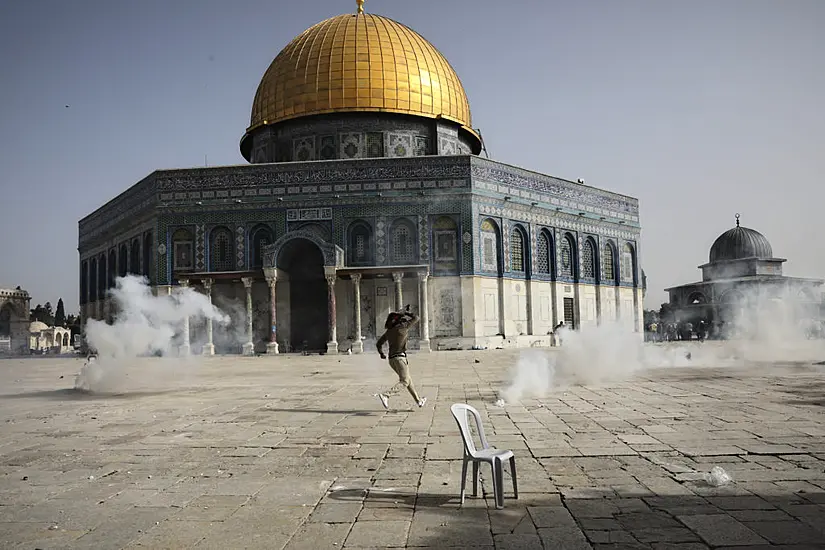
[77,5,644,354]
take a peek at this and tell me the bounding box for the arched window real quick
[89,258,98,302]
[390,219,416,265]
[210,226,234,272]
[62,333,69,346]
[172,228,194,271]
[250,226,274,269]
[108,250,117,288]
[348,221,373,266]
[602,242,616,282]
[559,233,576,280]
[432,216,458,265]
[687,291,707,305]
[480,218,501,273]
[510,226,526,272]
[582,238,596,279]
[130,239,140,275]
[621,243,636,284]
[535,230,554,276]
[143,232,153,279]
[0,305,11,337]
[80,261,88,305]
[118,244,128,278]
[97,254,106,297]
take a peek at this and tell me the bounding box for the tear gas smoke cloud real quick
[76,275,231,392]
[499,285,824,405]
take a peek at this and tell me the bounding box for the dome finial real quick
[356,0,365,14]
[735,213,740,227]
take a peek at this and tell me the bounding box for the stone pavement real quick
[1,348,825,549]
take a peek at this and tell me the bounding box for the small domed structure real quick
[709,214,773,263]
[664,214,823,340]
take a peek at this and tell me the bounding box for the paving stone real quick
[537,526,593,549]
[3,352,825,548]
[492,533,544,549]
[677,513,767,546]
[741,520,824,545]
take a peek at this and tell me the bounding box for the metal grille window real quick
[536,232,550,274]
[251,229,272,268]
[510,229,525,272]
[355,234,365,260]
[560,235,574,278]
[481,219,499,272]
[603,244,615,280]
[621,243,634,282]
[582,239,595,278]
[211,228,233,272]
[366,132,383,157]
[391,222,414,264]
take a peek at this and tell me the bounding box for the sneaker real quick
[375,393,389,409]
[417,397,428,408]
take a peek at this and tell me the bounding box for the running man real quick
[375,305,427,409]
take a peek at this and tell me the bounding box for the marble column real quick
[201,278,215,356]
[392,271,404,311]
[417,271,431,352]
[263,267,279,354]
[351,273,364,354]
[241,277,255,356]
[178,279,191,356]
[325,271,338,354]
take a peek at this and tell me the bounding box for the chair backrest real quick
[450,403,491,458]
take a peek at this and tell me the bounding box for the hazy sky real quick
[1,0,822,313]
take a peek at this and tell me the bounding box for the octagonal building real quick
[78,5,644,355]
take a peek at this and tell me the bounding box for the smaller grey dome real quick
[709,216,773,263]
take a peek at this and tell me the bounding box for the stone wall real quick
[0,288,31,355]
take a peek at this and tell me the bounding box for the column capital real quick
[350,273,362,284]
[263,266,278,282]
[325,274,337,286]
[417,271,430,282]
[392,271,404,283]
[241,277,254,289]
[201,278,213,291]
[178,279,190,288]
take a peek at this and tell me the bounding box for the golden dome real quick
[247,12,476,137]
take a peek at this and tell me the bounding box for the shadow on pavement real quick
[401,487,825,548]
[261,407,378,416]
[0,388,178,400]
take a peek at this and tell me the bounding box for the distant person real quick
[375,305,427,409]
[649,322,658,342]
[553,321,566,346]
[697,320,707,342]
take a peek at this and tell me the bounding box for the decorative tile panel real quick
[418,214,429,261]
[376,216,387,264]
[287,208,332,221]
[235,225,245,269]
[195,224,205,270]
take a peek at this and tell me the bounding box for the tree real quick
[29,303,55,326]
[54,299,66,327]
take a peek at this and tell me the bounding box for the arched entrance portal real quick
[278,238,328,352]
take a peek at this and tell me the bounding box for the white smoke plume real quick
[76,275,230,392]
[499,285,824,405]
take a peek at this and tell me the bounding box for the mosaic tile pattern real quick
[195,224,205,271]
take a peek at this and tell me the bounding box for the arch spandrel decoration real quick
[262,230,344,269]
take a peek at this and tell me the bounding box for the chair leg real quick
[510,456,518,500]
[472,461,479,497]
[492,458,504,509]
[460,458,468,505]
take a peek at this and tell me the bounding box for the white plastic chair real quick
[450,403,518,509]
